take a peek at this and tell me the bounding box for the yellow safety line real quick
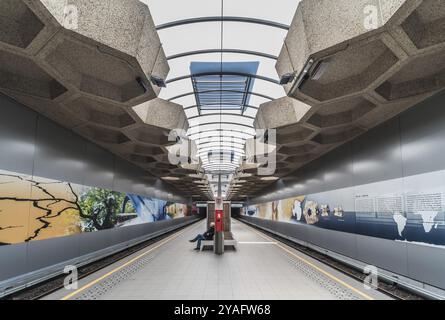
[60,222,201,300]
[246,224,374,301]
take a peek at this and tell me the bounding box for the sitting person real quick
[189,222,215,250]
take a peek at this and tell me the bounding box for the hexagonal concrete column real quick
[277,0,410,101]
[254,96,311,130]
[30,0,168,104]
[278,0,445,106]
[244,96,317,187]
[0,1,203,193]
[267,0,445,190]
[133,98,189,133]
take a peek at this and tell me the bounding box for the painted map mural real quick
[243,170,445,247]
[0,170,190,245]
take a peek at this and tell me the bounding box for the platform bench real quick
[200,232,237,251]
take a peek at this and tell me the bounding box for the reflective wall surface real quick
[0,93,193,295]
[247,90,445,294]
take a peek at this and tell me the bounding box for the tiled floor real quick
[44,220,390,300]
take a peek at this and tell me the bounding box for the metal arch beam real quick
[203,166,239,171]
[203,163,238,166]
[202,156,242,161]
[197,141,246,149]
[197,139,246,145]
[188,128,255,137]
[166,72,280,85]
[188,113,255,121]
[184,104,258,111]
[195,134,248,140]
[201,161,242,165]
[195,137,247,144]
[201,156,243,161]
[202,158,241,162]
[203,165,238,169]
[202,163,239,167]
[200,154,243,159]
[204,167,238,171]
[188,121,254,128]
[203,169,238,172]
[201,154,243,160]
[205,171,237,174]
[199,147,245,152]
[198,146,245,153]
[156,16,289,31]
[169,90,274,102]
[203,166,239,170]
[167,49,277,61]
[195,135,247,141]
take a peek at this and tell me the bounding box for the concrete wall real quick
[0,93,195,297]
[246,90,445,298]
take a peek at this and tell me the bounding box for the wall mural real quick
[243,170,445,247]
[0,170,190,245]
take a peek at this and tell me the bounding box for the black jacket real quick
[203,226,215,240]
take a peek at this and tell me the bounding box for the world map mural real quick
[0,170,190,245]
[243,170,445,247]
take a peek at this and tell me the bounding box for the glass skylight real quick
[140,0,301,175]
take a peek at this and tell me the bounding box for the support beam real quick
[156,16,289,31]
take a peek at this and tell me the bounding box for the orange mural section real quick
[0,170,191,245]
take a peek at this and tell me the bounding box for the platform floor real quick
[44,220,390,300]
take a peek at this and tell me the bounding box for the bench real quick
[200,232,237,251]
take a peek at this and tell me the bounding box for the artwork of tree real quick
[77,188,129,231]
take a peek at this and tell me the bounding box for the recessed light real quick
[162,176,180,181]
[260,176,279,181]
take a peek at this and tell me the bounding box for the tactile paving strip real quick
[278,249,361,300]
[74,254,156,300]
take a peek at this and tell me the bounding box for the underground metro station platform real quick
[1,0,445,307]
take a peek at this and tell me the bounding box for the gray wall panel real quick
[322,143,354,191]
[83,142,115,190]
[109,227,127,246]
[0,243,27,282]
[306,225,328,249]
[356,235,408,276]
[249,91,445,292]
[322,229,357,258]
[292,223,309,243]
[351,118,402,186]
[77,230,113,257]
[302,160,326,195]
[33,117,87,185]
[0,95,36,175]
[113,157,139,193]
[0,93,191,293]
[400,93,445,176]
[26,235,80,273]
[406,243,445,289]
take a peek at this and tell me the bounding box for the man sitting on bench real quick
[189,222,215,251]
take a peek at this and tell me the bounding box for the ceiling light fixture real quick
[279,72,296,85]
[311,59,330,80]
[150,75,167,88]
[162,176,180,181]
[260,176,279,181]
